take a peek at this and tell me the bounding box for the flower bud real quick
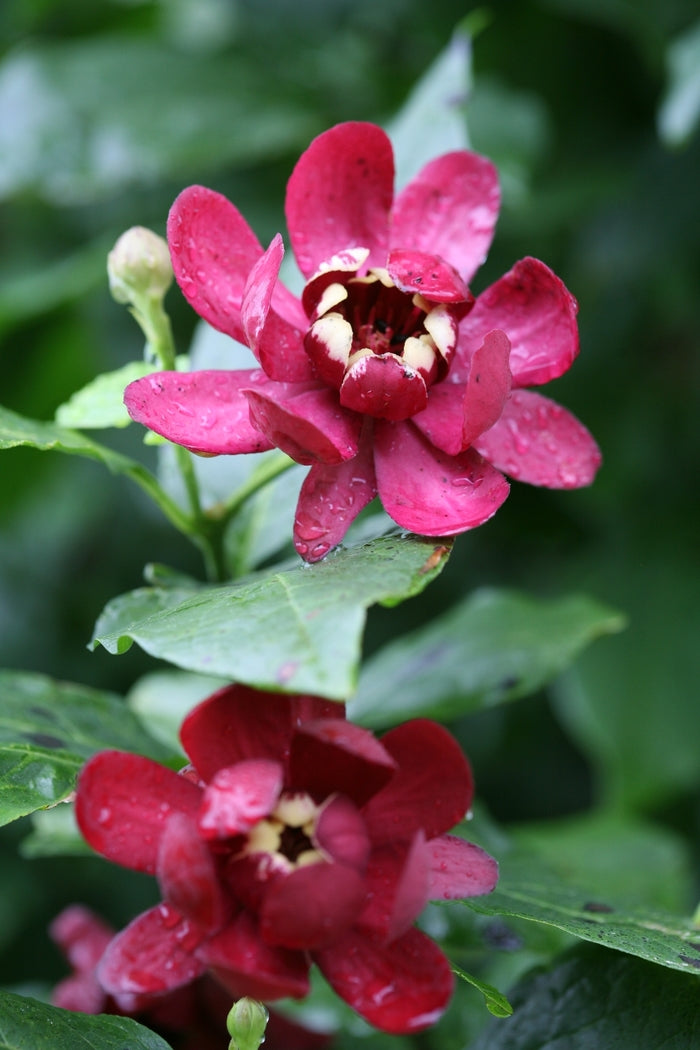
[226,997,269,1050]
[108,226,173,306]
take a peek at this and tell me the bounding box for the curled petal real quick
[244,382,362,465]
[286,122,394,277]
[97,903,207,996]
[242,235,315,382]
[198,760,284,839]
[340,354,428,421]
[427,834,499,900]
[474,389,602,488]
[76,751,202,873]
[167,185,263,343]
[201,910,310,1001]
[180,685,338,784]
[301,247,369,318]
[315,794,371,870]
[374,421,510,535]
[358,832,430,944]
[456,257,579,387]
[390,150,500,282]
[314,926,454,1034]
[363,720,473,843]
[290,719,397,807]
[387,249,472,304]
[157,812,228,929]
[293,436,377,561]
[260,862,367,949]
[124,369,275,454]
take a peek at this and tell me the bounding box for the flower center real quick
[303,266,461,422]
[243,791,324,872]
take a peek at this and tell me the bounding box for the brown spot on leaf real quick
[582,901,615,914]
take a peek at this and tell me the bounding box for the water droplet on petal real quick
[311,542,331,559]
[97,806,112,826]
[296,542,309,556]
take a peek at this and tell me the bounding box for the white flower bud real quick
[107,226,173,305]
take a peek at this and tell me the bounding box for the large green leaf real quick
[0,991,172,1050]
[349,589,625,727]
[91,535,452,700]
[0,670,169,826]
[470,943,700,1050]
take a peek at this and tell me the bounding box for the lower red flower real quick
[74,687,498,1034]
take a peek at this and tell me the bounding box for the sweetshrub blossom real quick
[124,122,601,562]
[75,686,498,1034]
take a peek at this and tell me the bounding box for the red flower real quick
[124,122,600,562]
[75,687,497,1034]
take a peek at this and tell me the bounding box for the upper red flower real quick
[75,686,498,1034]
[124,122,601,561]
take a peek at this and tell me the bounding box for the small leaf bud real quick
[108,226,173,306]
[226,997,269,1050]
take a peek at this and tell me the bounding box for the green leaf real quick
[0,990,173,1050]
[658,18,700,146]
[463,851,700,976]
[470,943,700,1050]
[55,358,189,430]
[20,803,90,859]
[349,589,625,727]
[452,965,513,1018]
[0,37,317,203]
[91,535,452,700]
[0,669,169,826]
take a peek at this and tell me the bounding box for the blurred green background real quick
[0,0,698,1028]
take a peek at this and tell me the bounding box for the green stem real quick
[217,451,296,521]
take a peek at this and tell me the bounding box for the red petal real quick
[363,720,472,842]
[245,382,362,464]
[180,685,339,784]
[52,972,108,1014]
[261,862,367,949]
[427,834,499,900]
[387,249,472,303]
[315,794,371,870]
[156,812,228,930]
[285,122,394,277]
[293,432,377,561]
[455,257,579,387]
[97,903,207,996]
[167,185,263,343]
[358,832,430,943]
[124,369,275,454]
[374,421,510,535]
[49,905,115,972]
[198,760,283,839]
[340,354,428,421]
[201,910,310,1000]
[474,389,602,487]
[242,235,315,382]
[409,382,468,456]
[76,752,202,873]
[290,719,397,807]
[390,151,500,282]
[314,926,454,1033]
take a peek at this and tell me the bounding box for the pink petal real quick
[198,760,284,839]
[374,421,510,535]
[261,862,367,949]
[52,972,108,1014]
[201,910,310,1000]
[358,832,430,943]
[455,257,579,387]
[315,794,371,870]
[241,234,315,382]
[49,905,114,973]
[285,122,394,277]
[124,369,275,455]
[427,834,499,900]
[180,686,338,783]
[293,432,377,561]
[474,389,602,487]
[339,354,428,421]
[289,719,397,807]
[390,151,500,282]
[314,926,454,1033]
[157,812,228,929]
[167,185,263,343]
[244,382,362,464]
[412,330,512,455]
[97,903,207,996]
[387,249,472,303]
[362,720,472,843]
[76,751,202,873]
